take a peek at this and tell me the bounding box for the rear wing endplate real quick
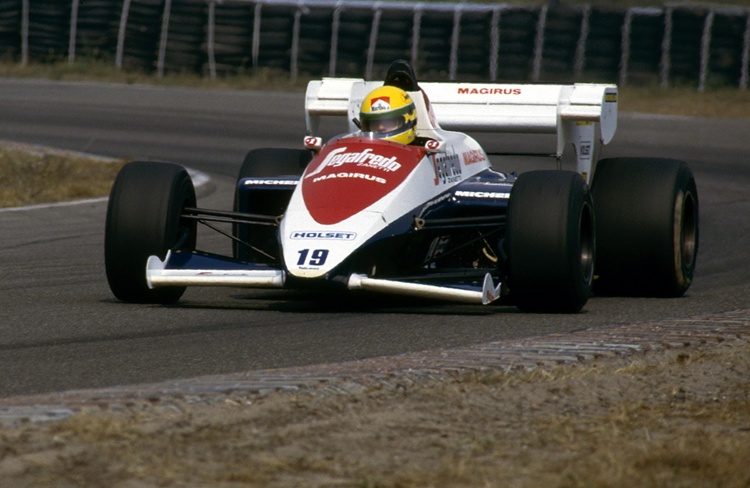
[305,78,618,183]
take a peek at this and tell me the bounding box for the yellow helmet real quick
[359,85,417,145]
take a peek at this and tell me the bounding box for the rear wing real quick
[305,79,618,183]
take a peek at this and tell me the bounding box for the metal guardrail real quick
[3,0,749,90]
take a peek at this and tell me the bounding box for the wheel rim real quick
[579,201,595,285]
[679,190,698,270]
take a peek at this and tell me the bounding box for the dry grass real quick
[534,400,750,488]
[0,143,125,208]
[4,60,750,117]
[2,341,749,487]
[0,60,309,92]
[619,85,750,119]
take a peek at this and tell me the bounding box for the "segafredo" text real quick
[306,147,401,179]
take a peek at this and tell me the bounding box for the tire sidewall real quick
[506,170,594,313]
[105,162,196,303]
[592,158,698,297]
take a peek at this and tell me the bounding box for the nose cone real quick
[300,138,425,225]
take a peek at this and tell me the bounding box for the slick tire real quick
[105,161,197,304]
[592,158,698,297]
[233,148,311,262]
[506,170,595,313]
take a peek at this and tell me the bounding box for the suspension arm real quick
[182,207,280,227]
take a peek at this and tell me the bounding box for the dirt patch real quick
[0,331,748,487]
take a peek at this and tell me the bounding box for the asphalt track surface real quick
[0,79,748,398]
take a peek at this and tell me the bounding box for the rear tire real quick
[592,158,698,297]
[233,148,311,262]
[105,161,197,303]
[506,171,595,313]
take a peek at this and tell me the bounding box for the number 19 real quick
[297,249,329,266]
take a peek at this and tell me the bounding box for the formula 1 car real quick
[105,61,698,313]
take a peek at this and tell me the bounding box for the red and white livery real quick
[105,61,698,312]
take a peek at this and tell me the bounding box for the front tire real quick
[592,158,698,297]
[105,161,196,303]
[506,171,595,313]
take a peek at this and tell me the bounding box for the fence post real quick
[21,0,29,66]
[410,3,423,71]
[448,4,463,81]
[660,6,673,88]
[68,0,80,64]
[328,1,343,76]
[290,3,306,82]
[698,9,715,92]
[366,3,382,80]
[619,9,633,86]
[207,1,216,79]
[489,6,502,81]
[740,11,750,90]
[156,0,172,78]
[115,0,131,70]
[574,5,590,80]
[532,5,547,82]
[252,2,262,68]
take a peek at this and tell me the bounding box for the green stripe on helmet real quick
[363,102,415,120]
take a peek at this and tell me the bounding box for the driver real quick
[359,85,417,145]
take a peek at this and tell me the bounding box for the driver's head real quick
[359,86,417,145]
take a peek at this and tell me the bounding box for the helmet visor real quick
[361,114,404,134]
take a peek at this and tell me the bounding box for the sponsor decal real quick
[421,192,452,212]
[426,236,451,261]
[462,149,486,165]
[432,146,462,185]
[455,190,510,199]
[311,172,386,184]
[305,147,401,179]
[580,143,592,157]
[290,231,356,240]
[458,87,522,95]
[370,96,391,111]
[425,139,441,151]
[301,140,425,225]
[243,179,298,186]
[304,136,323,150]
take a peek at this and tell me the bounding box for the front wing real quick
[146,250,502,305]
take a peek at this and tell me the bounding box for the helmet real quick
[359,85,417,145]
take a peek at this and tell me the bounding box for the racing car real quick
[105,60,698,313]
